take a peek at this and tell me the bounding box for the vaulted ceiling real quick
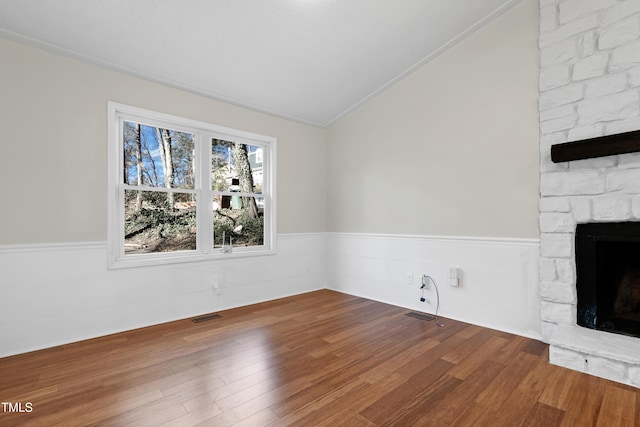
[0,0,521,127]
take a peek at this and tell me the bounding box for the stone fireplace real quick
[538,0,640,386]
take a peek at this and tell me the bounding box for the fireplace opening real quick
[576,222,640,338]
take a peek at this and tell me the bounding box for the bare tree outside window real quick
[123,122,196,254]
[211,139,264,249]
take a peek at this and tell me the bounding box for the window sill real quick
[108,247,276,269]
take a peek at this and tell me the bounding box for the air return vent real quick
[192,313,222,323]
[406,312,434,321]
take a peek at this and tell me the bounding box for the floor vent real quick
[192,313,222,323]
[406,312,434,321]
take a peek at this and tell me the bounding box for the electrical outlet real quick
[405,273,413,286]
[421,274,430,289]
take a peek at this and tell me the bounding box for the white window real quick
[108,102,276,268]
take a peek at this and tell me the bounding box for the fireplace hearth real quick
[576,222,640,339]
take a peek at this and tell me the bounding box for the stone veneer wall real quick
[539,0,640,386]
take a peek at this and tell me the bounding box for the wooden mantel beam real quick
[550,129,640,163]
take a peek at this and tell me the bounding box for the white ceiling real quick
[0,0,520,127]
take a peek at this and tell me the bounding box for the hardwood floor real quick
[1,289,638,426]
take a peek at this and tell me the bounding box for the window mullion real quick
[198,133,213,254]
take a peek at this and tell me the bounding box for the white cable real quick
[423,275,444,327]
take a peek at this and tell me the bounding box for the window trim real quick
[107,102,277,269]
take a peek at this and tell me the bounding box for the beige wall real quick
[0,39,327,244]
[1,0,539,244]
[327,0,540,238]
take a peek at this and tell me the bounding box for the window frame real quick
[107,102,276,269]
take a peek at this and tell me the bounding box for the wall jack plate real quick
[449,266,462,287]
[212,281,222,295]
[405,273,413,286]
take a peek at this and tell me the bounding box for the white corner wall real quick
[327,233,540,339]
[0,0,544,357]
[324,0,542,339]
[0,38,328,358]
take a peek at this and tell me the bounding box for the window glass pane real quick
[123,121,195,189]
[213,196,264,249]
[124,190,196,254]
[211,139,262,193]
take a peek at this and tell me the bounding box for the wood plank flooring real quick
[1,289,638,426]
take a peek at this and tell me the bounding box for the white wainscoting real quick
[0,232,541,358]
[326,233,541,340]
[0,234,326,358]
